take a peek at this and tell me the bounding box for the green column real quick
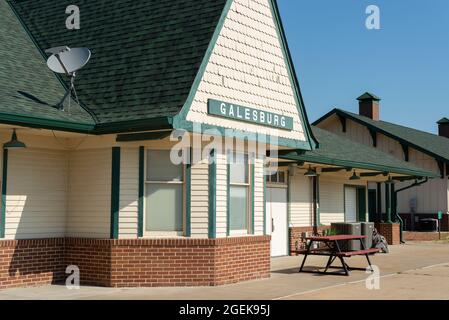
[385,183,392,223]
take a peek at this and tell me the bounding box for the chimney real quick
[357,92,381,121]
[437,118,449,138]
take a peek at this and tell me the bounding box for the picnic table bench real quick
[294,234,380,276]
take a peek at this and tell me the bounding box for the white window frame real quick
[143,149,186,238]
[229,152,251,236]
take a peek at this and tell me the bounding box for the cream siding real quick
[320,177,367,225]
[190,154,210,238]
[5,148,68,239]
[119,147,139,239]
[66,148,111,238]
[215,151,228,238]
[289,172,313,227]
[186,0,306,142]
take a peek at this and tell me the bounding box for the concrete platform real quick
[0,242,449,300]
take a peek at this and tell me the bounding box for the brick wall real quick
[403,231,449,241]
[375,223,400,245]
[0,238,64,289]
[0,236,271,289]
[64,238,111,287]
[289,226,331,254]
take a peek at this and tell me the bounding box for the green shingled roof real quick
[282,127,437,178]
[9,0,228,126]
[0,0,94,131]
[315,109,449,162]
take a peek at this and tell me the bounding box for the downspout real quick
[394,178,429,243]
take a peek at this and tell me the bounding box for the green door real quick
[357,187,367,222]
[368,190,377,222]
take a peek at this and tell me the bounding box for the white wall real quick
[186,0,307,142]
[66,148,111,238]
[118,147,139,239]
[289,172,312,227]
[5,148,68,239]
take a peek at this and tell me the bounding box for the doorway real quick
[266,187,288,257]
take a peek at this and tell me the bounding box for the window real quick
[266,170,287,185]
[229,153,250,234]
[145,150,184,234]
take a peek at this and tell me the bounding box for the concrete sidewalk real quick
[0,242,448,300]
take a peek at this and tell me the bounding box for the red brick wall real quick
[213,237,270,285]
[403,231,449,241]
[0,236,271,289]
[375,223,400,245]
[109,236,270,287]
[0,238,64,289]
[64,238,111,287]
[289,226,331,254]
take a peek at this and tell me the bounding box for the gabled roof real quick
[313,108,449,162]
[3,0,318,149]
[282,127,438,178]
[0,0,94,132]
[9,0,228,127]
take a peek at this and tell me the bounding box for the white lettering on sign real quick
[208,99,294,130]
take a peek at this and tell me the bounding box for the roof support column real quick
[376,182,382,223]
[385,183,392,223]
[312,175,320,235]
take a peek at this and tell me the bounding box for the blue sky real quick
[278,0,449,134]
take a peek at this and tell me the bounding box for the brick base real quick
[0,236,271,289]
[375,223,401,245]
[0,238,65,290]
[289,226,331,254]
[403,231,449,241]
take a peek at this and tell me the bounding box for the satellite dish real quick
[45,46,91,110]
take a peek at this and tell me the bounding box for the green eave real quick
[282,153,438,178]
[0,111,94,133]
[281,127,439,179]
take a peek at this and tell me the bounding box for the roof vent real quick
[357,92,381,121]
[437,117,449,138]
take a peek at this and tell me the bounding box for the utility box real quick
[331,223,361,251]
[361,222,375,249]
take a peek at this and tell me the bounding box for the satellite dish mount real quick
[45,46,91,111]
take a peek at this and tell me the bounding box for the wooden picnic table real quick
[294,234,379,276]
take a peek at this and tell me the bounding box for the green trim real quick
[116,131,172,142]
[94,117,173,135]
[208,149,217,239]
[0,149,7,238]
[0,112,94,133]
[357,186,367,222]
[174,121,312,149]
[268,0,318,150]
[173,0,317,150]
[316,175,321,226]
[173,0,233,127]
[282,153,438,178]
[226,153,231,236]
[287,170,291,251]
[250,155,255,234]
[185,147,192,237]
[263,158,267,236]
[110,147,121,239]
[137,146,144,238]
